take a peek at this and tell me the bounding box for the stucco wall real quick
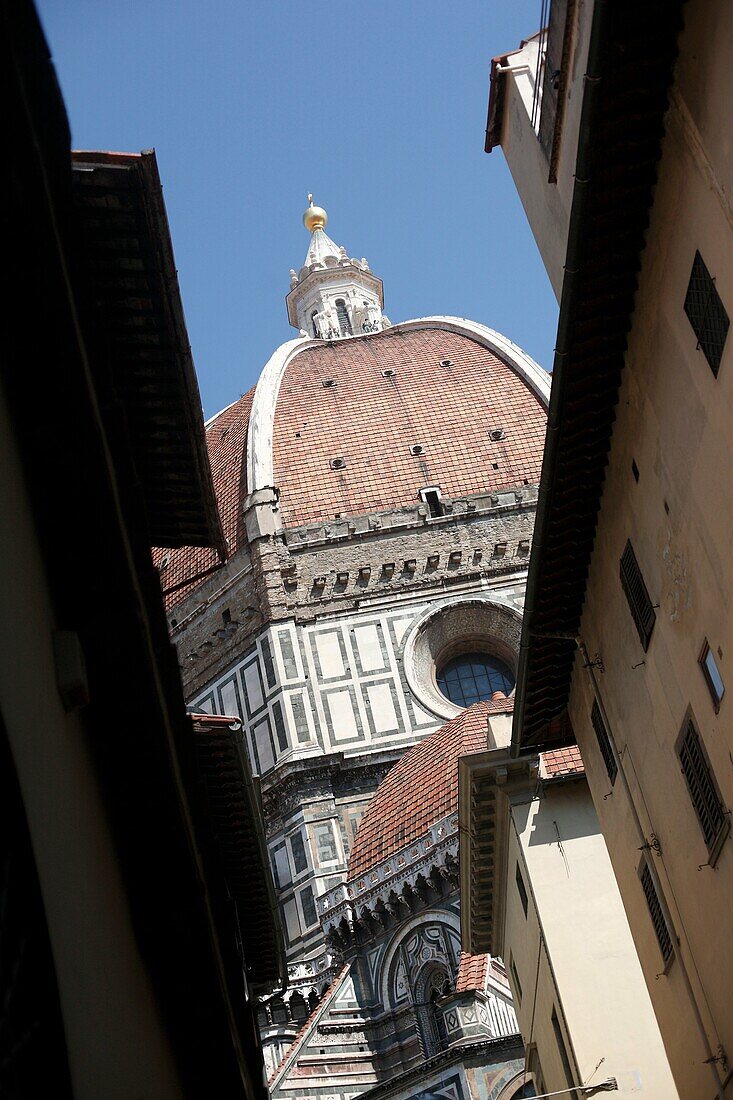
[497,0,592,301]
[506,780,679,1097]
[0,385,183,1098]
[565,3,733,1097]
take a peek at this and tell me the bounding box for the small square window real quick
[699,640,725,712]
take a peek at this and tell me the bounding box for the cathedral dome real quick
[347,697,513,881]
[158,319,548,609]
[156,204,550,609]
[270,322,548,527]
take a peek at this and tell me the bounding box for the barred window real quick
[684,251,729,376]
[678,717,728,854]
[591,699,617,784]
[620,540,656,650]
[640,859,674,965]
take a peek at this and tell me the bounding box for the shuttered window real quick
[591,700,617,784]
[678,717,727,853]
[640,859,674,965]
[620,540,656,650]
[684,251,729,376]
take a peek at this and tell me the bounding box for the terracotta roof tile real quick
[273,327,547,527]
[154,324,548,608]
[348,697,513,881]
[455,952,490,993]
[153,389,255,609]
[541,744,585,778]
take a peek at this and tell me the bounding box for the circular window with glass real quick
[436,652,515,708]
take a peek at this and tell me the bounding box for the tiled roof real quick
[153,325,546,608]
[348,697,513,880]
[455,952,489,993]
[541,744,584,778]
[273,327,547,527]
[153,388,255,609]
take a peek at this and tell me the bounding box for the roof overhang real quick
[71,150,226,557]
[458,750,539,956]
[511,0,685,754]
[190,714,286,994]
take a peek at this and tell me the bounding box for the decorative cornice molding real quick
[321,813,460,942]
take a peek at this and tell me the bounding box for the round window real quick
[436,653,515,708]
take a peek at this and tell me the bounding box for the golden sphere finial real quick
[303,193,327,232]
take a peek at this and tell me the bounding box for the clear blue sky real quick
[38,0,558,419]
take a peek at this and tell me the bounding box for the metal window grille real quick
[620,540,656,650]
[678,719,725,851]
[640,860,674,965]
[684,251,729,376]
[591,699,617,784]
[515,863,529,917]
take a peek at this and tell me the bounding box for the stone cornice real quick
[320,813,460,942]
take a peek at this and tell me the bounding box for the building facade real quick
[460,745,680,1098]
[268,702,528,1099]
[486,1,733,1097]
[158,197,551,1086]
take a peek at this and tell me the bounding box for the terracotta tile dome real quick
[273,327,547,527]
[155,321,547,608]
[347,697,514,881]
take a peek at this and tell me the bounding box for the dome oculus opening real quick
[436,653,515,708]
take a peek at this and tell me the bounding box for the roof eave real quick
[71,150,226,559]
[511,0,685,755]
[458,751,538,956]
